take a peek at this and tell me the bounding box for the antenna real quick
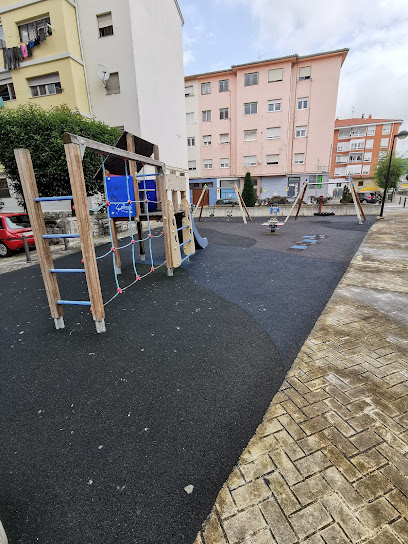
[96,64,110,87]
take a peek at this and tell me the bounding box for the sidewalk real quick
[194,211,408,544]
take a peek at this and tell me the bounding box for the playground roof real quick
[94,131,155,180]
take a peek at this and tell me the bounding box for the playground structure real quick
[14,132,207,334]
[193,183,251,224]
[283,176,366,225]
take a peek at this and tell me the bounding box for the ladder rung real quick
[181,252,193,263]
[57,300,91,306]
[177,225,189,231]
[35,196,73,202]
[180,239,192,247]
[50,269,85,273]
[43,234,80,239]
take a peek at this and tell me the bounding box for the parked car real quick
[214,199,239,207]
[357,192,381,203]
[0,213,35,257]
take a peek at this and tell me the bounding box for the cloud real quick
[183,49,196,67]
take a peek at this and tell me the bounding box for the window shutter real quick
[268,68,283,82]
[267,127,280,139]
[299,66,311,78]
[28,73,60,86]
[97,12,112,28]
[220,133,229,143]
[186,112,194,123]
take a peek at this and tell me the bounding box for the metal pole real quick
[404,198,406,208]
[22,234,31,262]
[379,135,396,217]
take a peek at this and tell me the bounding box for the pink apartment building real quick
[185,49,348,202]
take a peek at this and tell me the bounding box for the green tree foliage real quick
[242,171,257,207]
[0,104,121,205]
[374,153,406,190]
[340,185,353,204]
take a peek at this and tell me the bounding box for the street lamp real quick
[379,130,408,217]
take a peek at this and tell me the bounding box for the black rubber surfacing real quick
[0,216,374,543]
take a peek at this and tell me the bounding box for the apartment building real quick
[0,0,186,209]
[185,49,348,202]
[330,116,403,191]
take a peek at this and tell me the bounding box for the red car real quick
[0,213,35,257]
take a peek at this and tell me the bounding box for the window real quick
[299,66,311,80]
[347,164,362,175]
[202,110,211,122]
[186,112,194,124]
[203,159,212,169]
[219,107,229,120]
[0,79,16,101]
[243,129,257,141]
[294,153,305,164]
[351,126,366,137]
[358,181,364,186]
[244,102,257,115]
[362,165,370,175]
[203,135,212,146]
[106,72,120,94]
[266,127,280,139]
[0,177,10,198]
[295,126,307,138]
[379,151,387,160]
[349,153,363,162]
[268,68,283,82]
[219,79,229,92]
[334,167,346,176]
[185,85,193,96]
[0,20,5,49]
[380,137,389,148]
[188,160,197,171]
[187,137,195,147]
[382,124,391,135]
[28,73,62,97]
[220,158,230,168]
[19,16,50,42]
[243,155,257,166]
[350,139,364,150]
[201,82,211,95]
[335,156,347,164]
[365,139,374,149]
[363,152,372,162]
[266,154,279,165]
[367,126,376,136]
[339,129,351,139]
[297,97,308,110]
[97,12,113,37]
[244,72,258,86]
[220,133,229,144]
[252,178,258,187]
[268,99,281,112]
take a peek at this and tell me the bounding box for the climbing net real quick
[90,155,166,306]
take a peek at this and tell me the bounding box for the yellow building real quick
[0,0,89,114]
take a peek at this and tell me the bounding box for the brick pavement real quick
[194,212,408,544]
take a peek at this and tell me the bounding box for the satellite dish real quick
[96,64,110,85]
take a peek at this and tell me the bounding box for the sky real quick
[178,0,408,155]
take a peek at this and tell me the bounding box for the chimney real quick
[368,114,372,119]
[361,114,365,119]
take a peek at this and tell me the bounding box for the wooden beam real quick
[126,133,145,259]
[159,167,174,275]
[235,185,251,220]
[349,178,366,222]
[153,144,162,211]
[65,143,106,333]
[62,133,165,169]
[110,219,121,274]
[193,185,207,218]
[348,178,363,225]
[295,184,308,219]
[14,149,64,330]
[284,182,308,223]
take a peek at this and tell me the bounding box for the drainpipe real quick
[74,0,93,117]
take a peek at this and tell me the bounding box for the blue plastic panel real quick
[105,176,136,218]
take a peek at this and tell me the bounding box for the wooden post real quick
[126,133,145,260]
[295,184,308,219]
[65,143,106,333]
[153,144,162,211]
[160,168,174,275]
[110,219,121,274]
[235,184,251,221]
[348,178,363,225]
[14,149,65,330]
[284,182,308,223]
[193,185,207,218]
[234,184,249,224]
[349,177,366,222]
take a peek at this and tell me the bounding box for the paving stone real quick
[289,502,332,541]
[356,497,398,530]
[260,499,297,544]
[270,449,303,486]
[193,533,204,544]
[386,488,408,518]
[298,432,330,455]
[202,511,227,544]
[223,506,267,544]
[257,419,283,437]
[274,430,305,461]
[351,449,386,474]
[377,442,408,475]
[240,455,276,482]
[303,535,324,544]
[292,473,331,506]
[364,525,401,544]
[319,523,349,543]
[301,415,330,435]
[264,472,300,515]
[215,485,238,519]
[353,472,392,501]
[382,464,408,497]
[228,467,246,490]
[303,401,330,419]
[392,518,408,542]
[324,446,361,481]
[350,429,382,451]
[264,404,286,420]
[278,414,306,441]
[304,390,330,404]
[348,413,376,432]
[322,494,368,543]
[242,528,277,544]
[323,466,365,509]
[231,479,270,511]
[294,451,331,477]
[323,427,358,456]
[281,400,307,423]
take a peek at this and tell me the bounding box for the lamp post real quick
[379,130,408,217]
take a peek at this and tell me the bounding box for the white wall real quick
[129,0,187,170]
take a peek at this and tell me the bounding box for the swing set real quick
[14,132,200,333]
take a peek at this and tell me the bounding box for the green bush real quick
[340,185,353,204]
[242,172,257,207]
[0,104,121,206]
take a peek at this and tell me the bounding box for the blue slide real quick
[191,217,208,249]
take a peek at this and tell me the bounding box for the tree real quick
[0,104,121,206]
[374,152,406,191]
[242,172,257,207]
[340,185,353,204]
